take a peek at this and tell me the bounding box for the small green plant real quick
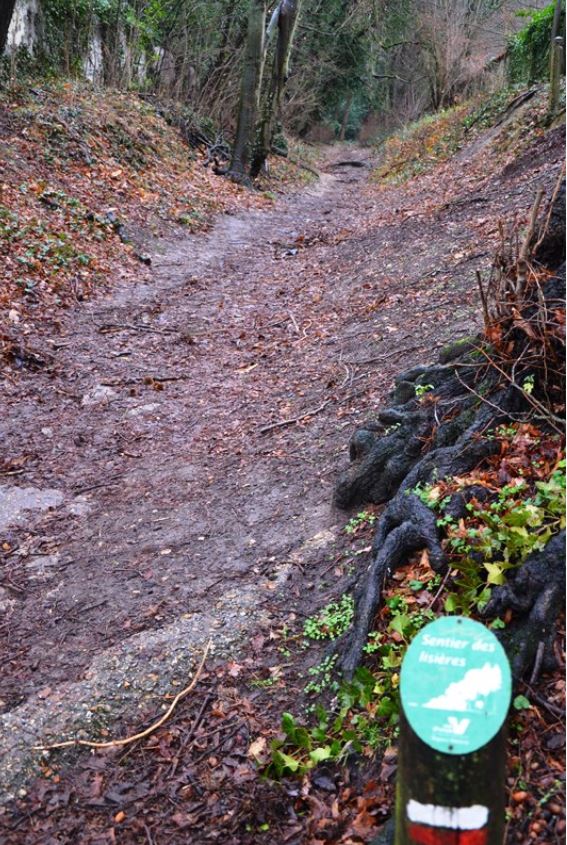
[421,461,567,614]
[384,596,435,645]
[304,655,339,695]
[415,383,434,399]
[538,779,563,807]
[267,599,436,780]
[383,422,401,435]
[303,595,354,641]
[411,481,451,511]
[522,374,535,395]
[250,677,278,689]
[496,424,518,438]
[345,511,376,534]
[363,631,382,654]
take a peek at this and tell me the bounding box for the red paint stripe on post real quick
[408,823,488,845]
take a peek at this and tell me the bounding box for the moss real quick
[438,336,479,364]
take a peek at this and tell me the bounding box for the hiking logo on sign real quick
[400,617,511,754]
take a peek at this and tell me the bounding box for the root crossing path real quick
[0,141,560,794]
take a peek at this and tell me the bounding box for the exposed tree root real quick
[335,354,506,677]
[334,182,566,682]
[485,531,566,680]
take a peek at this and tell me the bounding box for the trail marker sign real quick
[400,616,511,755]
[392,616,512,845]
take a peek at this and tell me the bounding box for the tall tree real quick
[228,0,267,182]
[549,0,565,115]
[0,0,17,55]
[250,0,302,178]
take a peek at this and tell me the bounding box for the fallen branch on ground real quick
[270,148,320,177]
[98,322,179,336]
[260,400,330,434]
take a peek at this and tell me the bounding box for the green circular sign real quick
[400,616,512,755]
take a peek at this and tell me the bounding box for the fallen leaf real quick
[247,736,267,761]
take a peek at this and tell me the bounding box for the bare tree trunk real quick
[250,0,301,179]
[338,92,353,141]
[549,0,564,117]
[228,0,267,183]
[0,0,17,55]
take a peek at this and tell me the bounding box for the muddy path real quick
[0,132,563,795]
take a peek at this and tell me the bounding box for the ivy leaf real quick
[408,579,424,591]
[484,562,506,585]
[272,750,301,774]
[309,746,332,764]
[388,612,411,637]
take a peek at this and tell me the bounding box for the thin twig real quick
[453,371,519,422]
[529,641,546,686]
[340,364,352,389]
[476,347,564,433]
[259,401,330,434]
[169,692,213,777]
[191,721,242,766]
[346,343,422,366]
[427,569,452,611]
[516,189,545,298]
[73,475,125,495]
[476,270,490,330]
[98,322,179,336]
[33,640,212,751]
[524,683,566,721]
[520,189,546,263]
[288,311,300,334]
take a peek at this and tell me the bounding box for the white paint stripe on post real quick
[407,800,489,830]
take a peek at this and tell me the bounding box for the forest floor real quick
[0,86,565,843]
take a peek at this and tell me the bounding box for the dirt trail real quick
[0,133,563,795]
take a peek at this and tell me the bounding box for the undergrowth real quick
[266,423,565,780]
[374,87,545,185]
[0,79,305,337]
[508,3,565,85]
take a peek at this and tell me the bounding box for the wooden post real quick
[395,711,506,845]
[394,617,511,845]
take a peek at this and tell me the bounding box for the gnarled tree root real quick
[484,531,566,680]
[334,344,564,680]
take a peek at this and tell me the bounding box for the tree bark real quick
[250,0,301,179]
[338,92,354,141]
[228,0,267,182]
[0,0,17,55]
[548,0,564,116]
